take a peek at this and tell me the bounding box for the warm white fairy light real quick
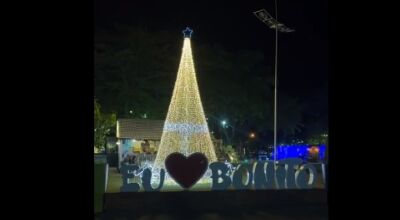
[164,122,209,134]
[153,30,218,170]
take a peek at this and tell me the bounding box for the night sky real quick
[95,0,328,102]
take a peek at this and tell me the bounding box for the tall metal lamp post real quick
[253,2,294,164]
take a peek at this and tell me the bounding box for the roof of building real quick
[117,119,164,140]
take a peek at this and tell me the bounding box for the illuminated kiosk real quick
[152,27,217,187]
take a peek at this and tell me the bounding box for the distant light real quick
[221,120,227,127]
[129,110,133,114]
[310,146,319,153]
[249,133,255,138]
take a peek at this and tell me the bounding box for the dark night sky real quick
[95,0,328,100]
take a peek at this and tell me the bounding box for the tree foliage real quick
[94,99,116,151]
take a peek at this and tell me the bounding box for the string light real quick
[224,161,237,176]
[153,29,218,170]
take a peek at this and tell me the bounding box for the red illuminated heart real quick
[165,152,208,189]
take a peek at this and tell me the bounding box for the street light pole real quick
[253,2,294,165]
[273,0,278,163]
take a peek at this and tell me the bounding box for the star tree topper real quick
[182,27,193,38]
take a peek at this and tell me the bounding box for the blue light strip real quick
[274,144,326,160]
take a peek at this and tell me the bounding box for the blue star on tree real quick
[182,27,193,38]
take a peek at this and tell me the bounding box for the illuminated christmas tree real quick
[153,27,217,170]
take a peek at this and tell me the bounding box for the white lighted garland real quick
[164,122,209,134]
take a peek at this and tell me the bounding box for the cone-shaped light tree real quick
[153,27,217,169]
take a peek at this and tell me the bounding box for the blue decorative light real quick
[182,27,193,38]
[271,144,327,161]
